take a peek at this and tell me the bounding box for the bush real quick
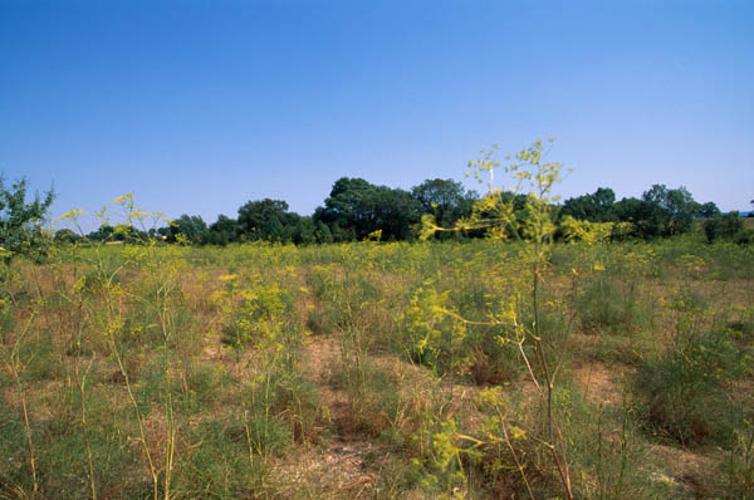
[576,272,650,336]
[174,417,270,497]
[734,228,754,245]
[635,328,746,446]
[0,177,55,260]
[331,360,401,437]
[222,284,291,351]
[704,213,746,243]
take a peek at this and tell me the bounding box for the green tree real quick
[314,177,421,241]
[237,198,299,243]
[313,178,373,241]
[560,187,616,222]
[612,185,700,239]
[698,201,721,218]
[0,177,55,259]
[288,216,317,245]
[206,215,239,245]
[703,212,745,242]
[111,224,147,242]
[159,214,209,244]
[53,228,81,244]
[86,224,115,241]
[411,178,477,237]
[641,184,699,236]
[313,219,333,244]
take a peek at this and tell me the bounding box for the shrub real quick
[222,284,290,351]
[0,177,55,261]
[401,283,468,374]
[635,327,746,446]
[573,252,654,338]
[331,360,401,437]
[174,417,271,497]
[704,213,744,242]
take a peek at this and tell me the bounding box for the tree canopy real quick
[238,198,298,243]
[10,172,742,249]
[0,177,55,259]
[559,187,616,222]
[313,177,423,241]
[411,178,476,236]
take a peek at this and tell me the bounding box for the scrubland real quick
[1,237,752,499]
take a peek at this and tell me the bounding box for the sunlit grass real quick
[0,237,752,498]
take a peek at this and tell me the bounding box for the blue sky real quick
[1,0,753,227]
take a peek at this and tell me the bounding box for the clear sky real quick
[1,0,753,227]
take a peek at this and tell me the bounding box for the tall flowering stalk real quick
[422,139,574,499]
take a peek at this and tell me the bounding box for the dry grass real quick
[0,239,752,498]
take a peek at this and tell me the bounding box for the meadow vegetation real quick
[2,235,753,498]
[1,144,753,498]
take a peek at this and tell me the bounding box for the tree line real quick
[68,177,753,246]
[0,175,751,260]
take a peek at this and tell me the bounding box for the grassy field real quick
[1,238,753,498]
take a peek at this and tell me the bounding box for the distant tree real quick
[113,224,147,242]
[314,177,422,241]
[86,224,114,241]
[159,214,208,244]
[288,216,318,245]
[703,212,743,242]
[313,220,333,244]
[612,185,700,239]
[313,178,373,242]
[237,198,299,243]
[697,201,721,218]
[613,197,643,223]
[89,224,118,241]
[613,197,661,239]
[368,187,422,241]
[87,223,146,243]
[641,184,699,236]
[0,177,55,259]
[411,178,476,237]
[206,215,239,246]
[54,228,81,244]
[560,187,616,222]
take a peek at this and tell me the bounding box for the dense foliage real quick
[61,178,749,247]
[0,177,54,260]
